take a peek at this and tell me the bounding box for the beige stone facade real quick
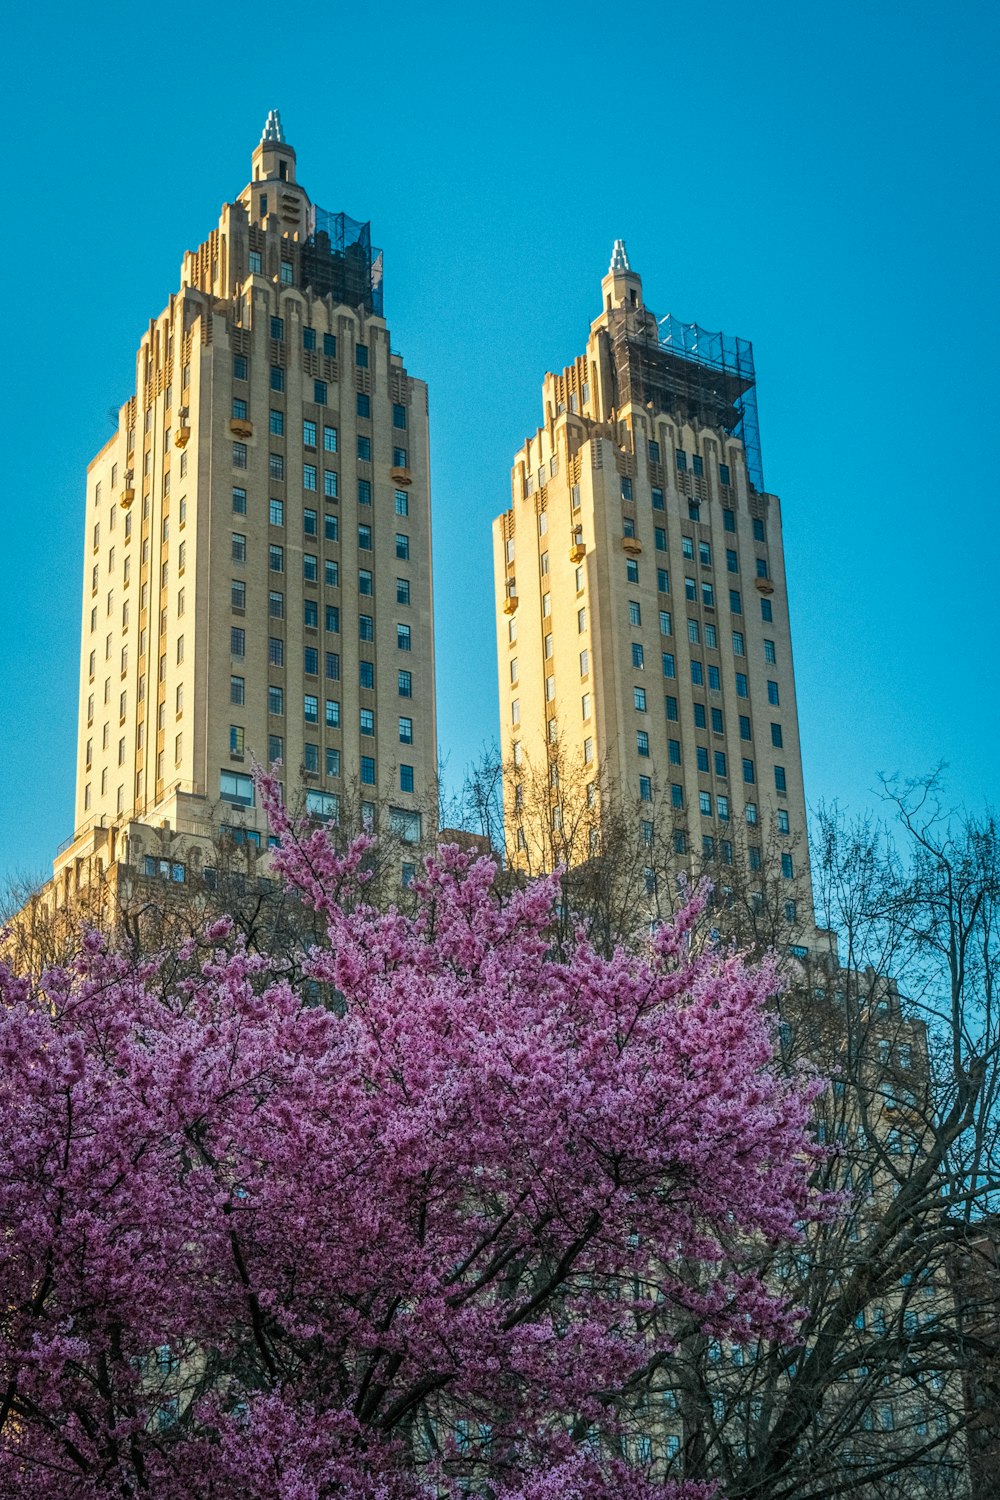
[493,246,818,943]
[64,113,436,892]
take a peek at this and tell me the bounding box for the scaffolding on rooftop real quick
[613,311,764,491]
[301,205,384,317]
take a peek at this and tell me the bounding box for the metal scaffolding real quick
[301,205,384,318]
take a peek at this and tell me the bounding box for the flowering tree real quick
[0,788,824,1499]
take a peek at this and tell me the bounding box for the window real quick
[269,452,285,481]
[632,643,644,669]
[720,463,731,487]
[232,486,247,514]
[648,439,660,463]
[269,544,284,573]
[764,638,776,663]
[325,559,339,587]
[676,449,688,472]
[399,716,413,744]
[699,790,712,816]
[269,365,285,394]
[357,479,372,506]
[628,599,641,627]
[269,498,284,526]
[659,610,672,638]
[577,608,587,633]
[581,692,591,719]
[393,446,408,469]
[395,490,409,516]
[323,332,336,358]
[707,665,721,691]
[302,508,318,538]
[360,707,374,735]
[359,616,374,642]
[230,627,245,657]
[304,647,319,675]
[400,764,415,793]
[397,624,412,651]
[268,685,284,716]
[231,579,246,610]
[324,468,338,498]
[774,765,787,792]
[665,695,678,720]
[269,408,285,437]
[694,703,707,729]
[398,669,412,697]
[326,747,340,777]
[620,476,633,501]
[668,739,681,765]
[745,802,758,825]
[269,590,284,618]
[685,577,696,601]
[639,775,652,802]
[691,660,703,686]
[692,455,704,477]
[303,554,318,582]
[777,809,790,833]
[657,568,669,594]
[230,675,245,705]
[220,771,254,807]
[654,527,667,552]
[229,725,245,757]
[323,512,339,543]
[688,619,700,644]
[303,327,316,352]
[736,672,748,698]
[662,652,675,678]
[743,758,756,784]
[302,464,317,493]
[634,686,647,712]
[270,316,284,341]
[323,424,338,453]
[325,604,340,632]
[312,379,327,406]
[753,518,766,542]
[696,746,710,772]
[626,558,639,584]
[268,637,284,666]
[355,342,369,368]
[714,751,727,778]
[357,435,371,461]
[325,652,340,680]
[358,569,373,595]
[233,353,248,379]
[781,853,794,879]
[303,742,319,774]
[356,392,371,420]
[326,699,341,726]
[711,707,723,733]
[393,403,408,430]
[771,722,784,748]
[729,589,743,615]
[304,695,319,724]
[232,441,248,469]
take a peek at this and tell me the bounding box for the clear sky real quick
[1,0,997,886]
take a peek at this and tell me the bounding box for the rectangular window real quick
[691,660,703,686]
[632,643,644,669]
[220,771,254,807]
[659,610,672,636]
[393,403,408,429]
[231,579,246,609]
[359,616,374,642]
[400,764,415,793]
[268,685,284,716]
[393,445,408,469]
[314,380,327,406]
[232,486,247,514]
[326,699,341,727]
[665,695,678,720]
[358,569,373,595]
[304,742,319,773]
[399,716,413,743]
[302,464,317,492]
[269,590,284,618]
[303,554,318,582]
[628,599,641,626]
[639,775,652,802]
[232,442,248,469]
[739,715,752,740]
[360,756,376,785]
[325,559,339,587]
[781,853,794,878]
[323,333,336,358]
[668,739,681,765]
[269,498,284,526]
[708,665,721,691]
[268,734,283,763]
[269,545,284,572]
[325,604,340,632]
[269,453,285,480]
[662,652,675,678]
[714,751,727,778]
[676,449,688,472]
[324,470,338,499]
[771,722,784,748]
[229,725,245,756]
[356,392,370,419]
[230,626,245,657]
[634,686,647,711]
[694,703,707,728]
[358,523,372,550]
[696,746,710,772]
[360,707,375,735]
[764,639,776,663]
[358,479,372,506]
[233,354,248,379]
[396,578,411,605]
[304,694,319,724]
[397,623,412,651]
[637,730,650,757]
[621,476,633,501]
[761,597,773,621]
[736,672,748,698]
[270,366,284,392]
[753,518,766,542]
[326,747,341,777]
[357,435,372,461]
[323,425,338,453]
[325,652,340,680]
[394,533,410,561]
[720,464,731,487]
[398,670,412,697]
[303,508,318,537]
[303,326,316,351]
[271,316,284,341]
[743,758,756,784]
[777,808,790,834]
[730,589,742,615]
[774,765,787,792]
[268,637,284,666]
[355,343,369,368]
[395,490,409,516]
[269,408,284,436]
[652,486,665,510]
[230,675,245,705]
[655,527,667,551]
[304,647,319,676]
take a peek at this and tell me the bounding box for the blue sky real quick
[1,0,997,885]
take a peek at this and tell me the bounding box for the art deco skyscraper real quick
[493,244,817,940]
[64,113,435,887]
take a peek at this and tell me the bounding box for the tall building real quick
[57,112,435,897]
[493,243,816,937]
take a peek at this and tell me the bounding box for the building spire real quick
[609,238,631,273]
[260,109,285,144]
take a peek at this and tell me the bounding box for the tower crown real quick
[609,238,631,273]
[260,108,286,144]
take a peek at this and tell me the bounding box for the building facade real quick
[493,244,816,939]
[59,112,435,894]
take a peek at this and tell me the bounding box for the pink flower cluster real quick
[0,792,824,1498]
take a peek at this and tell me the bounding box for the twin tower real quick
[58,115,816,947]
